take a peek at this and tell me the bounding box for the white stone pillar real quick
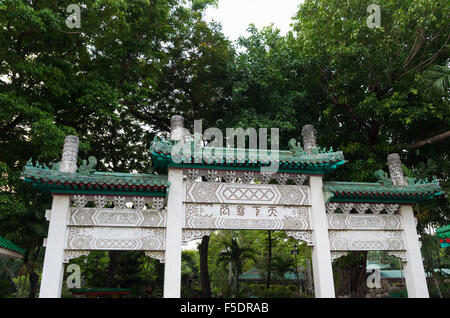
[302,124,335,297]
[39,196,71,298]
[39,136,79,298]
[400,205,429,298]
[163,168,184,298]
[309,175,336,298]
[387,153,428,298]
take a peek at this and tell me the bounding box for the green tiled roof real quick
[21,161,169,197]
[71,288,131,295]
[436,225,450,239]
[323,180,442,204]
[0,236,26,255]
[150,136,345,174]
[238,268,305,281]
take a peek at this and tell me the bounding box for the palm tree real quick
[217,237,254,296]
[423,62,450,97]
[272,255,294,285]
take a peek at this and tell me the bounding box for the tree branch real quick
[399,130,450,150]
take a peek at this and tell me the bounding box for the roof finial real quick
[59,135,79,174]
[387,153,407,186]
[301,124,316,154]
[171,115,185,142]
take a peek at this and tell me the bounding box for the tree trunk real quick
[198,235,211,298]
[235,269,239,296]
[105,251,121,288]
[266,230,272,289]
[336,251,368,297]
[28,270,39,298]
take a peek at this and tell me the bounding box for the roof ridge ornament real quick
[288,138,303,156]
[78,156,97,176]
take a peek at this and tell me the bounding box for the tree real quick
[217,237,254,296]
[290,0,450,297]
[0,0,231,297]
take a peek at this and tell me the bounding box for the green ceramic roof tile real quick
[323,180,442,204]
[0,236,26,255]
[150,136,345,174]
[436,225,450,239]
[71,288,131,294]
[238,267,305,281]
[21,161,169,196]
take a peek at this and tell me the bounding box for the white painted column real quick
[39,135,79,298]
[163,168,184,298]
[39,196,71,298]
[400,205,429,298]
[309,175,336,298]
[387,153,429,298]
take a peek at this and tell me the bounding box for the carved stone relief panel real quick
[327,214,401,230]
[182,229,212,243]
[184,203,311,230]
[145,251,165,263]
[65,227,165,250]
[69,208,166,228]
[63,250,90,263]
[185,181,311,206]
[325,202,400,215]
[70,195,166,209]
[182,169,309,185]
[285,231,314,246]
[328,230,405,251]
[330,251,348,262]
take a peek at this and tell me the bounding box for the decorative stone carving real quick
[73,195,88,208]
[330,251,348,262]
[69,208,166,228]
[241,172,254,183]
[328,230,405,251]
[94,196,107,208]
[184,203,311,230]
[293,174,308,186]
[223,171,237,183]
[186,182,311,206]
[187,169,199,182]
[387,153,407,186]
[285,231,314,246]
[182,229,212,243]
[301,124,316,154]
[384,204,400,215]
[59,135,79,173]
[114,196,126,209]
[326,203,339,214]
[340,203,354,214]
[276,173,289,185]
[206,170,218,182]
[171,115,185,142]
[355,203,370,214]
[133,197,146,210]
[66,227,166,250]
[369,204,385,215]
[145,251,165,263]
[387,251,407,262]
[327,214,401,230]
[63,250,90,263]
[259,173,272,184]
[152,197,165,210]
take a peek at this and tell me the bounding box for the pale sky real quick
[204,0,303,42]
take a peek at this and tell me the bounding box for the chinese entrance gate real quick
[21,115,442,298]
